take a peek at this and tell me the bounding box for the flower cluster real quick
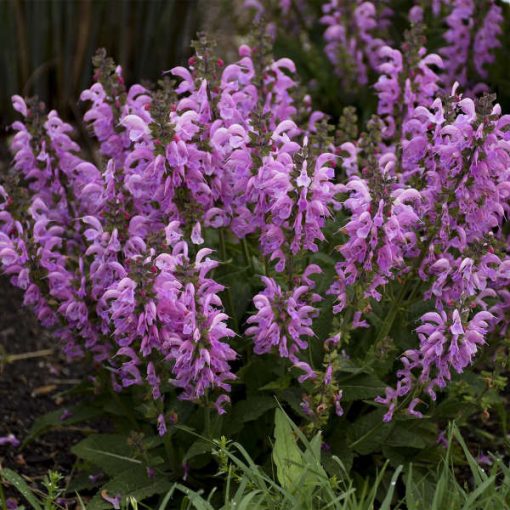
[375,89,510,420]
[330,142,421,326]
[99,234,237,416]
[324,0,503,96]
[2,40,340,427]
[374,25,443,139]
[3,3,510,435]
[246,266,322,381]
[321,0,392,86]
[438,0,503,90]
[250,0,503,101]
[248,130,340,271]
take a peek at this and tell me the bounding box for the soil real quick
[0,277,87,499]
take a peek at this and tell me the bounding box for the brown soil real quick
[0,278,86,498]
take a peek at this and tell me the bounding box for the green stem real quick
[340,307,354,345]
[373,276,411,346]
[286,253,294,287]
[204,395,211,439]
[0,477,7,510]
[241,238,253,272]
[163,433,179,474]
[218,229,238,332]
[373,219,441,347]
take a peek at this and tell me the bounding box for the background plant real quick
[2,1,510,509]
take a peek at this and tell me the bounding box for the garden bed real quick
[0,279,88,494]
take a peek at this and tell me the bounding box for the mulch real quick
[0,277,86,497]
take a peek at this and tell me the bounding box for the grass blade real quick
[0,468,42,510]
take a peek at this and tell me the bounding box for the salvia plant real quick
[2,1,510,504]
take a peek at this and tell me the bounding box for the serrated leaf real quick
[433,399,478,419]
[382,445,413,466]
[386,424,427,449]
[237,357,280,391]
[66,471,101,493]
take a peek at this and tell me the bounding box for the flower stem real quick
[373,276,412,346]
[241,238,253,272]
[219,229,238,332]
[204,394,212,439]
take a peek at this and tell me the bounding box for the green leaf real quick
[183,439,212,463]
[279,388,307,416]
[232,396,277,422]
[86,466,172,510]
[462,475,498,509]
[66,471,101,493]
[382,446,414,466]
[26,404,103,443]
[237,357,280,392]
[71,434,141,475]
[301,433,328,489]
[157,486,177,510]
[312,298,335,341]
[236,491,264,510]
[347,409,394,455]
[326,428,354,474]
[308,433,322,463]
[386,423,427,449]
[259,375,292,391]
[0,468,42,510]
[173,483,214,510]
[452,423,488,486]
[228,278,254,325]
[309,252,336,268]
[272,408,303,491]
[433,399,478,420]
[380,465,402,510]
[339,373,386,401]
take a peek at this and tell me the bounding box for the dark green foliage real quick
[3,418,510,509]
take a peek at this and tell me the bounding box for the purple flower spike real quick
[247,267,321,381]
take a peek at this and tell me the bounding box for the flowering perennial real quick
[2,2,510,434]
